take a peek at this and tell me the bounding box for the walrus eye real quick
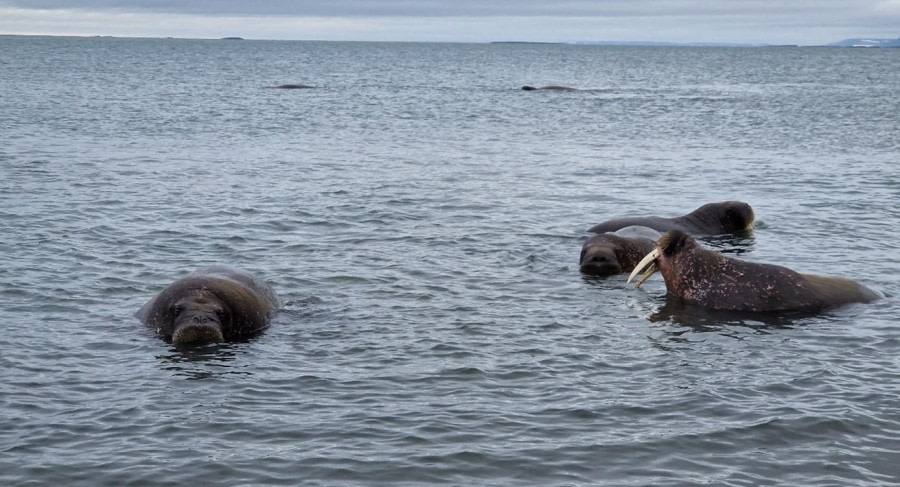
[214,307,227,319]
[170,304,183,315]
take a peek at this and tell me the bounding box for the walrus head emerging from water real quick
[167,289,230,344]
[627,230,879,312]
[579,233,656,276]
[137,266,279,345]
[688,201,755,234]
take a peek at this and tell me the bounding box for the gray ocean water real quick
[1,36,899,486]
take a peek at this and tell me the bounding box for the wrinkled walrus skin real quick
[628,230,880,313]
[136,266,279,345]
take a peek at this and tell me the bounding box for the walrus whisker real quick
[628,249,659,286]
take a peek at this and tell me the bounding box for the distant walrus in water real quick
[521,85,577,91]
[269,84,315,89]
[136,266,279,345]
[588,201,755,236]
[627,230,880,312]
[580,229,658,276]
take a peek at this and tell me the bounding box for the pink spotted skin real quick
[653,231,879,312]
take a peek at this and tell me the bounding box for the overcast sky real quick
[1,1,897,45]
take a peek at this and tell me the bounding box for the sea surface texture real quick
[1,37,898,486]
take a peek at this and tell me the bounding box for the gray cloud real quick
[1,0,897,44]
[0,0,885,18]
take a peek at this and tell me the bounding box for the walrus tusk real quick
[632,263,658,288]
[627,249,660,287]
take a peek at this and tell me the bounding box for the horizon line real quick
[3,32,884,48]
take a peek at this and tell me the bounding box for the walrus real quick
[269,84,315,89]
[627,230,880,312]
[580,229,658,276]
[587,201,755,236]
[136,266,279,345]
[521,85,577,91]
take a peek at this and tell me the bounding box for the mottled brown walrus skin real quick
[588,201,755,236]
[580,233,657,276]
[628,230,880,313]
[136,266,279,345]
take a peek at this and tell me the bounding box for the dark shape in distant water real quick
[268,84,316,89]
[136,266,279,346]
[580,230,657,277]
[627,230,880,312]
[491,41,563,45]
[221,37,244,41]
[521,85,577,91]
[587,201,755,236]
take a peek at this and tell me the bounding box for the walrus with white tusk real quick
[627,230,879,312]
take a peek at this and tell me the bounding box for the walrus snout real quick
[627,249,660,288]
[580,250,622,276]
[724,202,755,232]
[171,313,224,344]
[172,322,225,345]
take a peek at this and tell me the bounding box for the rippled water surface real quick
[1,37,899,486]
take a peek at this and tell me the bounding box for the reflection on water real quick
[580,273,631,288]
[649,297,813,330]
[699,232,757,254]
[156,342,252,380]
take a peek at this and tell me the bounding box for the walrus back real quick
[588,217,674,234]
[188,265,280,313]
[800,274,881,308]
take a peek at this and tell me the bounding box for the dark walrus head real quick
[580,233,656,277]
[626,229,698,290]
[580,245,622,276]
[688,201,755,234]
[137,269,278,346]
[168,289,229,344]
